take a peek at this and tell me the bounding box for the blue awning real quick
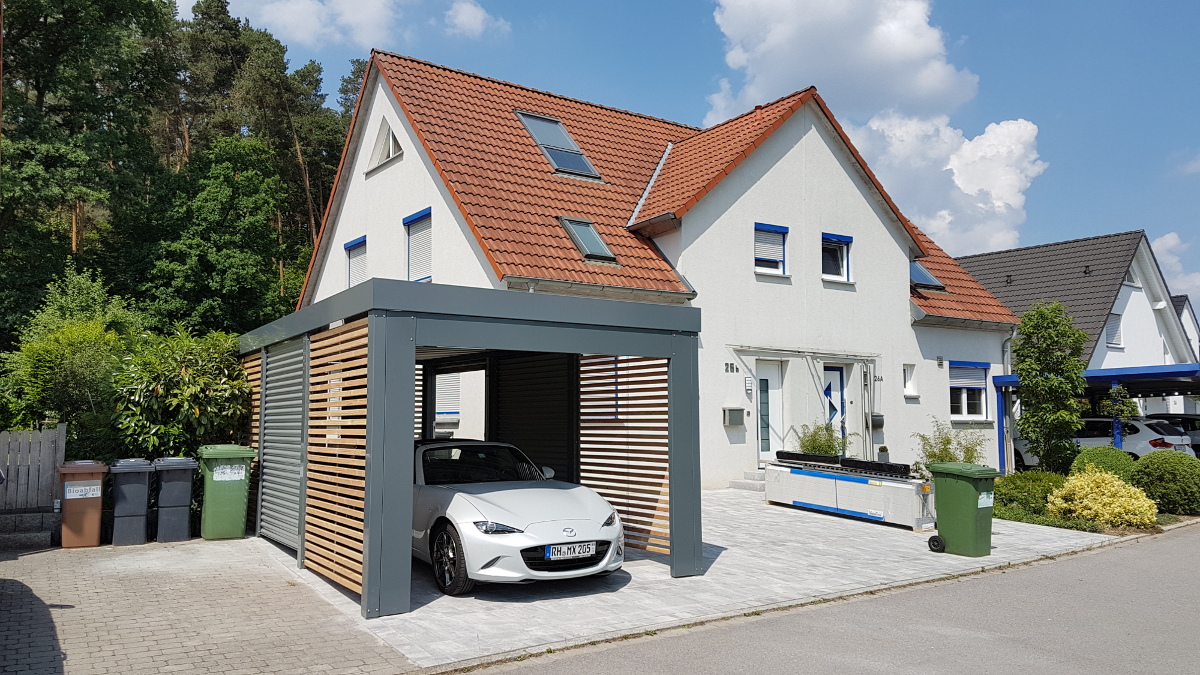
[993,363,1200,397]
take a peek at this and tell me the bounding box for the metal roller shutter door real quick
[259,338,307,551]
[490,353,579,483]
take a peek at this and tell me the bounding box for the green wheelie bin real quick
[926,462,1002,557]
[198,444,257,540]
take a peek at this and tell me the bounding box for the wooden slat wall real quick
[304,318,368,594]
[242,352,263,533]
[0,423,66,513]
[579,356,670,554]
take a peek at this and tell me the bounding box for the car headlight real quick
[602,510,619,527]
[474,521,523,534]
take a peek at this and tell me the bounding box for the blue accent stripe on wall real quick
[344,235,366,250]
[949,360,991,369]
[821,232,853,243]
[792,500,885,521]
[403,207,432,225]
[754,222,789,234]
[789,468,872,485]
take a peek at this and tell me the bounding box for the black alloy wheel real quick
[431,524,475,596]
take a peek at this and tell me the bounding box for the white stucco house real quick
[298,51,1022,487]
[958,231,1199,415]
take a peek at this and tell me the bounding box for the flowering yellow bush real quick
[1047,467,1158,528]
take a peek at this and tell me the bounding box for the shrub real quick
[1047,468,1158,528]
[911,417,986,478]
[1129,451,1200,515]
[796,422,847,456]
[992,504,1102,533]
[1070,446,1135,482]
[994,471,1067,515]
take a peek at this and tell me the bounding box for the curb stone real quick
[421,517,1200,674]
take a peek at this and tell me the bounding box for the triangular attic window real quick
[371,121,403,168]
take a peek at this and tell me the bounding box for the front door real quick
[823,366,846,439]
[757,360,783,461]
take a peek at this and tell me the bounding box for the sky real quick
[188,0,1200,297]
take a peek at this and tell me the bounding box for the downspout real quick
[999,327,1016,473]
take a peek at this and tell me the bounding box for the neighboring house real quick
[1174,295,1200,361]
[299,51,1019,487]
[957,231,1198,415]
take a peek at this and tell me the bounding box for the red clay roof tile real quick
[910,229,1020,324]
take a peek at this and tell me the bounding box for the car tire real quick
[1127,452,1139,462]
[431,523,475,596]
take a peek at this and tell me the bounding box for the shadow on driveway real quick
[0,569,66,674]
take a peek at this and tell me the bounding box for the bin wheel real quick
[928,535,946,553]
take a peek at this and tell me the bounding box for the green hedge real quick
[1070,446,1135,482]
[994,471,1067,515]
[1129,451,1200,515]
[993,504,1102,533]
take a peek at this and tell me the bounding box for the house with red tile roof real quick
[300,50,1020,486]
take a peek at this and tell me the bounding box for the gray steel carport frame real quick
[239,278,703,619]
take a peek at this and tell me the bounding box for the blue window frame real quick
[754,223,788,274]
[821,233,852,281]
[948,360,989,418]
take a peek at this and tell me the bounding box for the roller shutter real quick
[490,353,579,482]
[259,338,307,551]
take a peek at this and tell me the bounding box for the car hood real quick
[445,480,612,530]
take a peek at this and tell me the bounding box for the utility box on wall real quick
[723,407,747,426]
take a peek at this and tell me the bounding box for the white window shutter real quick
[1105,314,1122,345]
[948,366,986,389]
[347,243,367,287]
[436,372,460,415]
[408,219,432,281]
[754,230,784,261]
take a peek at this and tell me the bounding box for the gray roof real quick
[955,231,1145,361]
[1173,294,1191,318]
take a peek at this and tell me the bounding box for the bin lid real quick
[59,460,110,474]
[198,444,257,459]
[926,462,1002,479]
[153,457,199,470]
[110,458,154,473]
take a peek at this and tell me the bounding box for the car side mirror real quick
[542,466,555,479]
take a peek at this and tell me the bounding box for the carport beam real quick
[667,334,704,577]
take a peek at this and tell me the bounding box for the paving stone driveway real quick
[0,540,416,675]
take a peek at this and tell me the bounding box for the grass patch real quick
[993,504,1103,533]
[1156,513,1181,526]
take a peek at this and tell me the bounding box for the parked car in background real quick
[1147,413,1200,447]
[411,440,624,595]
[1015,417,1195,470]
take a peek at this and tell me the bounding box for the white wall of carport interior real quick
[308,71,498,305]
[652,104,1006,488]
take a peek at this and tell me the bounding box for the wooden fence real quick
[0,423,67,513]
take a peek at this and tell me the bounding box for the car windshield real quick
[1146,420,1185,436]
[422,444,545,485]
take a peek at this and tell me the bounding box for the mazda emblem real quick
[563,528,576,537]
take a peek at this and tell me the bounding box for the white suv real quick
[1014,417,1195,470]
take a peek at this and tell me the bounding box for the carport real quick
[237,278,702,618]
[993,363,1200,470]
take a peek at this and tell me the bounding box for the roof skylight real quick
[517,112,600,178]
[910,261,945,289]
[561,217,616,261]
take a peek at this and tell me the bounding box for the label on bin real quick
[978,491,995,508]
[64,480,102,499]
[213,464,246,482]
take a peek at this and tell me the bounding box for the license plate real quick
[545,542,596,560]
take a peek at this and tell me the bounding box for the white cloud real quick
[1181,153,1200,175]
[1152,232,1200,297]
[227,0,401,50]
[444,0,510,39]
[707,0,1047,256]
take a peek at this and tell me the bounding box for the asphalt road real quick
[483,524,1200,675]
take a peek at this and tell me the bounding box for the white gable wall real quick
[661,105,1007,486]
[1090,243,1192,369]
[307,71,498,305]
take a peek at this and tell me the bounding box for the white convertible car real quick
[412,440,624,595]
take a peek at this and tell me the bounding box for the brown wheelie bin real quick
[59,461,109,548]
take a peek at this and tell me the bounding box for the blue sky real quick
[210,0,1199,296]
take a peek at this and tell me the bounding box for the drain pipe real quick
[1000,327,1017,473]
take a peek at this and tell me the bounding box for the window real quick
[754,223,787,274]
[516,112,600,178]
[909,261,944,289]
[1105,313,1123,346]
[821,233,852,281]
[435,372,460,425]
[948,362,988,418]
[1081,420,1113,438]
[1124,269,1140,286]
[345,236,367,288]
[561,217,616,261]
[405,208,432,282]
[370,121,402,168]
[902,364,918,397]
